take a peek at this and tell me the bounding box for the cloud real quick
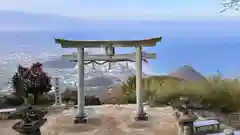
[0,0,78,15]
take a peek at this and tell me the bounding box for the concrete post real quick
[74,47,87,124]
[53,77,63,106]
[92,62,95,70]
[135,46,148,121]
[125,61,129,71]
[108,62,111,70]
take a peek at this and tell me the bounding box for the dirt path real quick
[0,119,17,134]
[41,105,178,135]
[0,105,178,135]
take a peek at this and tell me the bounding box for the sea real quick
[1,19,240,94]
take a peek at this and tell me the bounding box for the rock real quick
[85,96,101,106]
[62,88,102,105]
[61,90,101,105]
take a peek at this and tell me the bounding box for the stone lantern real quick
[12,106,47,135]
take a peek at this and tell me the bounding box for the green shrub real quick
[121,76,137,103]
[37,94,53,105]
[121,73,240,113]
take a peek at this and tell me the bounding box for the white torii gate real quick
[55,37,162,123]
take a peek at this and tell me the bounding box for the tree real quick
[12,65,27,98]
[121,76,136,103]
[221,0,240,12]
[12,62,52,104]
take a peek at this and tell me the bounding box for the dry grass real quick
[100,85,127,104]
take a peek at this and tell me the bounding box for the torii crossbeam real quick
[63,52,156,74]
[62,52,156,61]
[55,37,162,123]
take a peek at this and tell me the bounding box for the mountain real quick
[0,10,111,30]
[43,57,75,69]
[0,10,79,30]
[0,10,158,31]
[168,65,206,81]
[1,10,240,36]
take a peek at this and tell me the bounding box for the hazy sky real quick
[0,0,239,20]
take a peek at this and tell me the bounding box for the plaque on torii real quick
[55,37,162,123]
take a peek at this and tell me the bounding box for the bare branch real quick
[221,0,240,12]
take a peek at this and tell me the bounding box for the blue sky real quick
[0,0,239,20]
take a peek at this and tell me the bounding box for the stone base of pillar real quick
[135,112,148,121]
[52,103,65,107]
[52,103,66,110]
[74,113,87,124]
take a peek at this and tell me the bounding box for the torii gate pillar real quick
[75,47,86,123]
[135,46,147,120]
[74,46,147,121]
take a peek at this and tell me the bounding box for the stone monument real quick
[12,106,47,135]
[53,77,64,106]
